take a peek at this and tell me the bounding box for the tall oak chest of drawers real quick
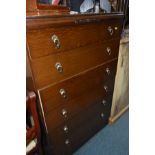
[26,13,124,155]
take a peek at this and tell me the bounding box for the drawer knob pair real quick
[51,34,60,49]
[107,26,114,36]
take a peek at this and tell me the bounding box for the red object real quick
[52,0,60,5]
[26,91,43,155]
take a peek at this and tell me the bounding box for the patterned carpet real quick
[73,111,129,155]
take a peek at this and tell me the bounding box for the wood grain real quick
[27,22,122,59]
[110,36,129,120]
[47,95,112,155]
[26,10,124,155]
[39,59,117,115]
[26,13,124,30]
[29,39,119,88]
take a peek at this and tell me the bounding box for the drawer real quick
[30,39,119,88]
[42,63,116,131]
[39,59,117,114]
[27,20,122,59]
[47,95,112,155]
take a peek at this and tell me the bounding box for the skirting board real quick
[109,105,129,124]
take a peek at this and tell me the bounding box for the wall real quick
[109,32,129,123]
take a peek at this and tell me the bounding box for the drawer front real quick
[42,61,117,132]
[27,20,122,59]
[47,95,112,155]
[31,39,119,88]
[39,59,117,115]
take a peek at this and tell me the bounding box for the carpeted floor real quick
[73,111,129,155]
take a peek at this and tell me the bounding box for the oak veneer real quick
[39,59,117,114]
[47,95,112,155]
[29,40,119,88]
[27,21,122,59]
[26,10,124,155]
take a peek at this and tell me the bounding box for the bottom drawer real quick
[48,95,112,155]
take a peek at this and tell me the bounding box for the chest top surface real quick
[26,13,124,30]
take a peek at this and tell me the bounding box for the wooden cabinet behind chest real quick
[26,14,123,155]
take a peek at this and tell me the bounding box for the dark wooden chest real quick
[26,13,123,155]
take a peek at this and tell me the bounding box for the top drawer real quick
[27,20,122,59]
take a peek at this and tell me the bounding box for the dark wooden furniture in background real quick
[110,0,129,28]
[116,0,129,28]
[26,91,43,155]
[116,0,129,13]
[26,0,70,15]
[26,0,124,154]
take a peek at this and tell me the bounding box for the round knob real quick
[63,125,68,133]
[62,109,67,118]
[106,67,111,75]
[51,34,60,49]
[106,47,111,55]
[55,62,63,73]
[59,88,67,98]
[114,26,118,30]
[65,139,70,145]
[107,26,114,35]
[101,113,105,118]
[102,99,107,106]
[104,85,108,92]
